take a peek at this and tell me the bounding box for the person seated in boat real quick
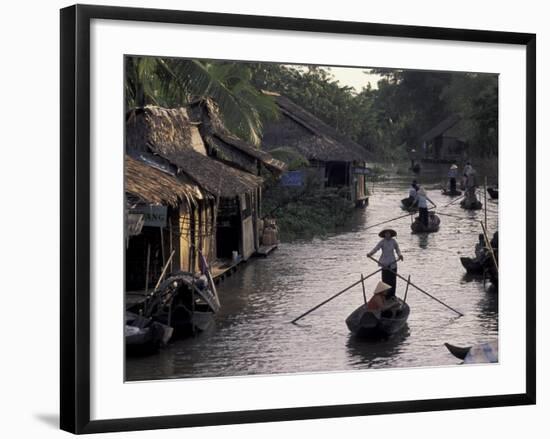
[366,281,393,315]
[474,234,488,263]
[367,229,403,298]
[411,186,435,227]
[448,163,458,193]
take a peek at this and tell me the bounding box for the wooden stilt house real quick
[260,93,371,207]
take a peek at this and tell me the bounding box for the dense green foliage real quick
[250,64,498,159]
[125,57,278,145]
[261,171,356,241]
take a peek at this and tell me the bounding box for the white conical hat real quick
[373,281,392,295]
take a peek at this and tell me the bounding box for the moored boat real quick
[125,312,173,355]
[411,212,440,233]
[142,271,220,338]
[346,297,410,339]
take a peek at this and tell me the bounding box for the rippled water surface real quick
[126,169,498,381]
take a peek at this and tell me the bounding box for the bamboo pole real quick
[291,269,382,324]
[154,250,176,291]
[442,193,466,208]
[365,207,434,232]
[484,177,488,231]
[367,256,463,317]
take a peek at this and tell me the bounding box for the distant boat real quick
[460,198,483,210]
[411,212,440,233]
[401,197,417,212]
[444,340,498,363]
[441,188,462,196]
[487,187,499,199]
[346,297,410,339]
[460,256,485,275]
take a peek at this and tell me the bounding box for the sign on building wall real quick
[352,167,371,175]
[280,170,304,187]
[130,205,168,227]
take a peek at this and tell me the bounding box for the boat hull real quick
[460,256,485,275]
[487,187,499,199]
[441,189,462,196]
[346,299,410,339]
[411,213,440,234]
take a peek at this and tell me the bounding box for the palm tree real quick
[125,56,279,146]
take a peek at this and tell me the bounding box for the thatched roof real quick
[189,99,287,173]
[126,106,263,198]
[265,94,371,163]
[162,147,263,198]
[419,114,462,143]
[125,155,206,207]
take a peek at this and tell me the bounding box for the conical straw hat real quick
[373,281,392,295]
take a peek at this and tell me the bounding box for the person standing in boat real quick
[462,161,473,188]
[367,229,403,298]
[405,180,418,208]
[412,186,435,227]
[448,163,458,193]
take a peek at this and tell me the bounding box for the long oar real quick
[441,193,466,208]
[291,268,382,324]
[365,207,435,232]
[367,256,463,317]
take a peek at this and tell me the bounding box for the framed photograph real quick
[60,4,536,434]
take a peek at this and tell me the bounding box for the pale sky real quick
[326,66,382,92]
[289,64,382,93]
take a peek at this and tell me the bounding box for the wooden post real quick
[169,220,173,273]
[484,176,488,231]
[361,273,367,304]
[160,226,166,267]
[144,243,151,294]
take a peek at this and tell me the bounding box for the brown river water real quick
[126,167,498,381]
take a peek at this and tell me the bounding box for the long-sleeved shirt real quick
[414,192,428,209]
[448,168,458,178]
[368,238,402,269]
[408,187,417,197]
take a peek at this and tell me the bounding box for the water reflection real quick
[126,168,499,381]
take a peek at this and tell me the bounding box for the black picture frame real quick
[60,4,536,434]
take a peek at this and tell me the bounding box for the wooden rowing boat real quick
[445,341,498,363]
[460,256,485,275]
[441,189,462,196]
[487,187,499,199]
[401,197,417,212]
[346,297,410,339]
[460,198,483,210]
[411,213,440,234]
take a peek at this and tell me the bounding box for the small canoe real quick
[445,341,498,363]
[487,187,499,199]
[460,198,482,210]
[460,256,485,275]
[411,213,440,234]
[401,197,417,212]
[125,312,173,355]
[441,189,462,196]
[346,297,410,338]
